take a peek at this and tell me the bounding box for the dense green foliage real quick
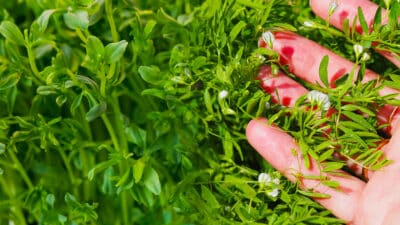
[0,0,398,224]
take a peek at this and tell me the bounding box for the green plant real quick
[0,0,398,224]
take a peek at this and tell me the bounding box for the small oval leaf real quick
[36,9,57,32]
[0,73,20,90]
[104,40,128,64]
[0,21,25,46]
[63,10,89,30]
[86,102,107,122]
[138,66,162,85]
[143,167,161,195]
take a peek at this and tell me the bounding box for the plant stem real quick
[105,0,119,42]
[58,148,79,196]
[8,150,33,190]
[26,43,43,85]
[76,29,88,43]
[0,177,28,225]
[101,114,121,152]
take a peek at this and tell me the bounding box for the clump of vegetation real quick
[0,0,398,224]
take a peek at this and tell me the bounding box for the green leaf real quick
[141,89,166,99]
[201,185,220,209]
[138,66,162,85]
[298,190,330,198]
[319,55,330,87]
[88,160,118,181]
[144,20,157,38]
[125,125,146,148]
[321,180,340,189]
[133,158,146,183]
[36,9,57,32]
[373,7,382,31]
[0,143,5,154]
[229,21,246,41]
[341,110,375,131]
[104,40,128,64]
[0,73,20,90]
[46,194,55,207]
[63,10,89,30]
[143,167,161,195]
[358,7,369,34]
[86,102,107,122]
[341,104,375,117]
[37,85,59,95]
[70,93,83,116]
[86,35,104,60]
[0,21,25,46]
[322,162,344,172]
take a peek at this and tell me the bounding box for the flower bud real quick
[218,90,228,99]
[353,44,364,58]
[262,31,275,48]
[307,90,331,110]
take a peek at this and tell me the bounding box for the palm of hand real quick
[246,1,400,224]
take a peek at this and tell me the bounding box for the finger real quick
[258,65,308,107]
[246,118,365,222]
[309,0,400,68]
[259,31,400,128]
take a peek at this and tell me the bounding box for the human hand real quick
[246,1,400,224]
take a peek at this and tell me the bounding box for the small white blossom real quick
[262,31,275,48]
[328,0,339,15]
[258,172,271,185]
[353,44,364,58]
[272,178,280,185]
[303,21,315,28]
[256,54,266,62]
[268,188,280,197]
[361,52,370,61]
[307,90,331,110]
[265,101,271,109]
[218,90,229,99]
[9,221,15,225]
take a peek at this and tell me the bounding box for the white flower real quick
[272,178,280,185]
[307,90,331,110]
[328,0,339,15]
[262,31,275,48]
[9,221,15,225]
[218,90,229,99]
[361,52,370,61]
[268,188,280,197]
[265,101,271,109]
[303,21,315,28]
[258,172,271,185]
[353,44,364,58]
[256,54,266,62]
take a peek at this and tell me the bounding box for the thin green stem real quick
[111,94,128,156]
[8,150,33,190]
[101,114,121,152]
[26,43,43,84]
[76,29,88,43]
[0,177,27,225]
[58,149,79,196]
[105,0,119,42]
